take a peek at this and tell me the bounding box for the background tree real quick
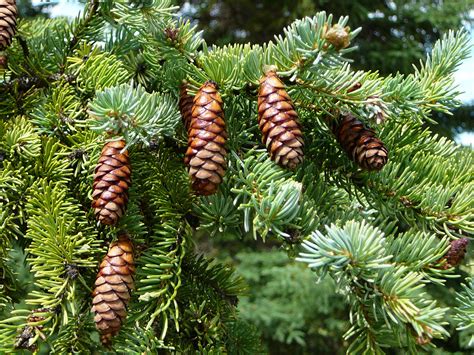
[430,103,474,141]
[0,0,472,354]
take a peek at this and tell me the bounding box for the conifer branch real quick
[0,2,472,352]
[298,221,451,350]
[68,0,100,54]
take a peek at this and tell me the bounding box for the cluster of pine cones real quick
[179,70,305,196]
[88,69,389,344]
[0,0,388,199]
[90,140,134,345]
[2,1,466,349]
[179,69,388,196]
[0,0,387,341]
[0,0,135,345]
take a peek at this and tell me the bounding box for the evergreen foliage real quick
[0,0,472,353]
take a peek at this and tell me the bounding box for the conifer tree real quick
[0,0,472,353]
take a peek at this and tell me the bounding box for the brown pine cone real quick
[179,82,194,131]
[92,234,135,345]
[257,69,304,169]
[333,113,388,171]
[92,139,131,225]
[0,0,17,50]
[184,81,227,195]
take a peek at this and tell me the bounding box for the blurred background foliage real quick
[17,0,51,18]
[17,1,474,353]
[432,105,474,141]
[236,251,347,354]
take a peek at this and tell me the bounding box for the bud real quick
[164,27,179,42]
[325,24,350,50]
[443,238,469,268]
[366,95,388,125]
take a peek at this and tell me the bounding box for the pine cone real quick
[0,0,17,50]
[92,234,135,345]
[184,81,227,195]
[257,69,304,169]
[92,139,131,225]
[333,113,388,171]
[179,82,194,131]
[443,238,469,268]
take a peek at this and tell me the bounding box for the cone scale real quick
[184,81,227,196]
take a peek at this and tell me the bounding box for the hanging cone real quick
[333,113,388,171]
[92,139,131,225]
[0,0,17,50]
[184,81,227,195]
[92,234,135,345]
[179,82,194,131]
[257,69,304,169]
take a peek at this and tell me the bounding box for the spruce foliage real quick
[0,0,472,353]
